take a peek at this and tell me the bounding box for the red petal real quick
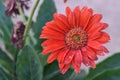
[40,30,64,40]
[65,49,75,64]
[92,14,102,22]
[88,40,101,50]
[43,25,64,35]
[88,14,102,26]
[100,46,109,53]
[47,50,60,63]
[57,14,70,29]
[73,6,80,26]
[82,56,89,66]
[57,48,70,63]
[85,46,98,60]
[42,41,65,54]
[60,64,70,74]
[87,23,108,34]
[58,63,65,69]
[87,23,100,33]
[41,39,60,46]
[54,14,69,32]
[68,12,76,28]
[92,14,102,23]
[95,50,105,56]
[88,8,93,14]
[100,23,108,30]
[86,14,102,31]
[89,60,96,68]
[81,47,87,52]
[87,23,102,39]
[97,32,110,44]
[75,50,82,66]
[42,25,64,35]
[66,7,71,17]
[82,51,96,68]
[79,6,92,29]
[92,46,109,55]
[72,58,80,73]
[82,48,91,66]
[45,21,65,34]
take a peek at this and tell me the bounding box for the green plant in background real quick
[0,0,119,80]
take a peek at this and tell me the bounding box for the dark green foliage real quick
[93,68,120,80]
[84,53,120,80]
[16,46,42,80]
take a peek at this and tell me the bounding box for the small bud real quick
[5,0,19,16]
[11,21,25,49]
[64,0,68,3]
[5,0,30,16]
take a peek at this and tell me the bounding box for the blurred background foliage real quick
[0,0,120,80]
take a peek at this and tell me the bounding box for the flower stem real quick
[18,6,27,22]
[16,2,27,22]
[14,49,19,80]
[23,0,40,44]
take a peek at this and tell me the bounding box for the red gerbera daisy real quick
[40,6,110,74]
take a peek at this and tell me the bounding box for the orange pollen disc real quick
[65,27,88,49]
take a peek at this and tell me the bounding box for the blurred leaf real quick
[39,54,48,67]
[84,53,120,80]
[0,0,13,40]
[43,61,73,80]
[0,68,13,80]
[0,60,13,74]
[0,0,18,57]
[16,46,42,80]
[32,0,56,52]
[0,49,14,70]
[43,61,59,80]
[93,68,120,80]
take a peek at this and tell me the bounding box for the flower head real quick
[11,21,25,49]
[5,0,29,16]
[40,6,110,74]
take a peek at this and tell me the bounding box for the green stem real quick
[18,6,27,22]
[14,49,19,80]
[16,2,27,22]
[23,0,40,43]
[23,0,40,44]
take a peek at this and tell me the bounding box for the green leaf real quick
[74,70,86,80]
[39,54,48,67]
[0,0,18,57]
[0,68,13,80]
[32,0,56,52]
[84,53,120,80]
[43,61,73,80]
[93,68,120,80]
[0,0,13,40]
[16,46,42,80]
[0,49,14,73]
[0,60,13,74]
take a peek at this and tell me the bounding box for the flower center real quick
[65,27,88,49]
[73,35,80,43]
